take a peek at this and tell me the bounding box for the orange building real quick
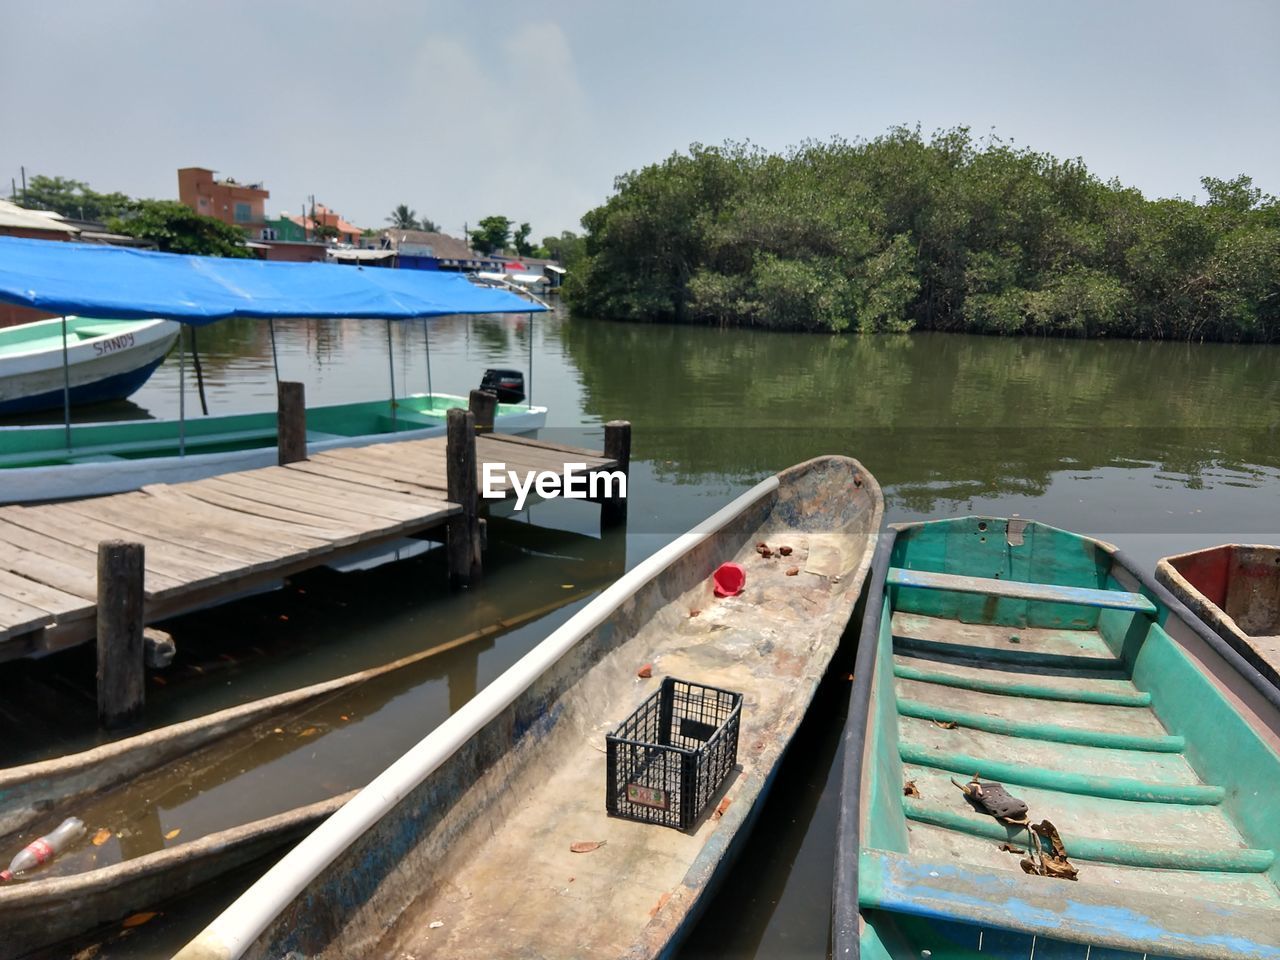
[286,203,365,245]
[177,167,268,233]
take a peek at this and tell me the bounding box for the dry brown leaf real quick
[711,797,732,820]
[998,842,1025,854]
[569,841,606,854]
[932,719,958,730]
[637,664,653,679]
[151,676,167,686]
[778,545,793,556]
[91,828,113,846]
[785,567,799,577]
[688,609,701,618]
[903,780,920,798]
[299,727,318,737]
[122,911,159,928]
[340,715,350,722]
[164,828,181,841]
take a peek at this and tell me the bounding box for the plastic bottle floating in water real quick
[0,817,86,881]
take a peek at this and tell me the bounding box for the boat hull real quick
[0,397,547,503]
[0,317,179,415]
[178,456,882,960]
[835,519,1280,960]
[1157,544,1280,689]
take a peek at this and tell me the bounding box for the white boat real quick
[0,316,179,415]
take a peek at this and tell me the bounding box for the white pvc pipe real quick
[176,471,781,960]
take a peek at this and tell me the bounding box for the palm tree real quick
[386,204,420,229]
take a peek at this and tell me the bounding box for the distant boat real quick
[0,316,179,415]
[176,456,882,960]
[1157,543,1280,688]
[0,392,546,504]
[834,518,1280,960]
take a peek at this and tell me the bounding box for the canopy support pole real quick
[268,318,280,382]
[178,325,186,457]
[191,326,209,416]
[386,319,397,430]
[422,317,433,399]
[528,311,534,406]
[61,316,72,451]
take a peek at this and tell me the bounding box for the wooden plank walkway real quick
[0,433,618,661]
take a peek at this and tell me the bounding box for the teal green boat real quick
[834,518,1280,960]
[0,392,545,504]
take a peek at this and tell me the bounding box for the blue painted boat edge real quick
[0,354,167,415]
[832,531,898,960]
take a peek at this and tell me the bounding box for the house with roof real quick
[377,229,504,272]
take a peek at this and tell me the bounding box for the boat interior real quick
[1165,545,1280,639]
[856,518,1280,960]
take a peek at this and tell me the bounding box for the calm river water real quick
[6,308,1279,958]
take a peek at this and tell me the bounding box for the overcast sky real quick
[2,1,1276,239]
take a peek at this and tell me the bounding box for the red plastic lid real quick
[712,562,746,597]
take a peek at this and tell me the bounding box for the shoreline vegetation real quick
[565,127,1279,342]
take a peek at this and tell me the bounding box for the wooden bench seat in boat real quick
[887,567,1157,614]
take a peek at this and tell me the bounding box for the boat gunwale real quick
[833,517,1280,960]
[0,316,178,368]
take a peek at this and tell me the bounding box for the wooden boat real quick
[1157,544,1280,689]
[176,455,882,960]
[0,315,179,415]
[0,392,546,504]
[833,518,1280,960]
[0,521,624,959]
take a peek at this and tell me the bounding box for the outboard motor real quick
[479,368,526,404]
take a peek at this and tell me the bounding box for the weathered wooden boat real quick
[1157,544,1280,689]
[834,518,1280,960]
[0,525,622,959]
[176,456,882,960]
[0,315,179,415]
[0,392,546,503]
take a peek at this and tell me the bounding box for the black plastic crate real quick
[606,677,742,830]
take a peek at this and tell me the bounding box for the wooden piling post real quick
[601,420,631,528]
[468,389,498,434]
[446,407,482,586]
[277,380,307,465]
[97,540,145,729]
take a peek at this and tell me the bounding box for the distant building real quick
[177,167,269,235]
[0,198,79,241]
[378,229,503,272]
[273,203,366,246]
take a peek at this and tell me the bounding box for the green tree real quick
[542,231,586,267]
[419,216,440,232]
[108,200,253,258]
[568,129,1279,341]
[470,215,512,255]
[386,204,420,229]
[18,174,131,221]
[513,222,534,256]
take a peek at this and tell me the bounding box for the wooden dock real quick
[0,423,623,682]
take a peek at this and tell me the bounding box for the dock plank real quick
[224,468,432,523]
[0,567,93,620]
[200,475,387,528]
[57,495,286,567]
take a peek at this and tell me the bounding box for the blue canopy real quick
[0,235,544,324]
